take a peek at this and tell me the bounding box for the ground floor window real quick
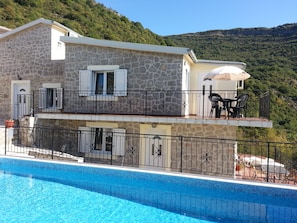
[78,127,125,155]
[92,128,113,152]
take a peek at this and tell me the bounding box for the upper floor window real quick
[95,71,114,95]
[79,65,127,97]
[237,80,244,89]
[39,83,63,110]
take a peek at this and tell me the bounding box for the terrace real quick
[25,90,271,123]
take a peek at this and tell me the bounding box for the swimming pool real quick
[0,157,297,222]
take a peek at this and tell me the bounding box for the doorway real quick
[140,124,171,170]
[11,81,31,120]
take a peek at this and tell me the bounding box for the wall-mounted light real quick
[151,123,157,128]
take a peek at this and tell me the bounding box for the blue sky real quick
[98,0,297,36]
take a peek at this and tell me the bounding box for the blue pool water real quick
[0,157,297,223]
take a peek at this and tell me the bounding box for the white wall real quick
[51,27,66,60]
[189,63,244,116]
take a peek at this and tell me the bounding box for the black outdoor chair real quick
[208,93,223,118]
[230,94,249,118]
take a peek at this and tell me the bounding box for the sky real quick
[98,0,297,36]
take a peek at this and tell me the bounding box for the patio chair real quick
[208,93,223,118]
[230,94,249,118]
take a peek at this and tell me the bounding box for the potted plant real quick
[5,119,15,128]
[235,163,243,171]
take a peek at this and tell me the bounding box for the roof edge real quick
[0,18,81,39]
[61,36,193,56]
[196,59,246,69]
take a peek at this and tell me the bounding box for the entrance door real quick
[144,129,167,169]
[12,81,30,120]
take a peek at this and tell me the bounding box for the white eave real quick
[61,36,195,57]
[60,37,246,67]
[0,26,11,34]
[196,59,246,69]
[0,18,81,40]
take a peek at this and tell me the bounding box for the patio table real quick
[222,98,237,119]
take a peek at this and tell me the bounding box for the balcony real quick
[28,90,270,124]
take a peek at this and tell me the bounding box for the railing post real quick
[51,128,54,159]
[4,126,7,155]
[266,142,270,182]
[110,131,113,166]
[202,86,205,119]
[180,136,183,172]
[32,92,35,117]
[145,91,148,116]
[30,91,34,117]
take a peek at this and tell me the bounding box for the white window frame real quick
[39,83,63,110]
[78,127,125,156]
[90,127,113,155]
[79,65,127,101]
[237,80,244,89]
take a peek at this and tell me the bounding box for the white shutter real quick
[56,88,63,109]
[112,128,126,155]
[38,88,46,109]
[78,127,91,153]
[114,69,127,96]
[79,70,92,96]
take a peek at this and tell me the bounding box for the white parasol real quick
[204,66,251,81]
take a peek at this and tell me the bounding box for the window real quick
[92,128,113,152]
[39,87,63,109]
[78,127,125,155]
[79,67,127,97]
[237,80,244,89]
[95,71,114,95]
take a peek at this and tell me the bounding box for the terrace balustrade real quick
[27,90,270,120]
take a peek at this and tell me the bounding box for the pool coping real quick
[1,155,297,192]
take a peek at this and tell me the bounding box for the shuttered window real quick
[79,68,127,97]
[78,127,125,156]
[38,87,63,109]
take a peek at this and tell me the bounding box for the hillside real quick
[0,0,166,45]
[165,24,297,141]
[1,0,297,141]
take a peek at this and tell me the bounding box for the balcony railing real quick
[16,90,270,120]
[1,126,296,185]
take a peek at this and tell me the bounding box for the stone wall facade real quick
[2,21,237,177]
[0,24,65,121]
[62,43,185,116]
[36,119,236,177]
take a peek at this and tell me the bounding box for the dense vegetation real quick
[0,0,166,44]
[1,0,297,142]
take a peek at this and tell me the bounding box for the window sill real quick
[40,108,62,112]
[91,150,111,154]
[86,95,119,101]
